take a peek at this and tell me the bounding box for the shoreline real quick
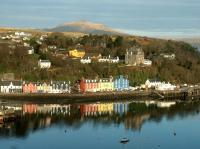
[0,90,199,104]
[0,91,200,103]
[0,91,151,103]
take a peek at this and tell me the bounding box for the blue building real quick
[113,102,129,115]
[114,75,129,91]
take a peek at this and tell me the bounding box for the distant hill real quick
[46,20,125,35]
[172,37,200,51]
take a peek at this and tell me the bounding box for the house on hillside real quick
[125,46,144,66]
[38,59,51,69]
[27,47,34,55]
[98,55,119,63]
[143,59,152,66]
[69,49,85,58]
[0,80,22,93]
[80,57,92,64]
[161,53,176,60]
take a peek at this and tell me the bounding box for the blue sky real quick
[0,0,200,37]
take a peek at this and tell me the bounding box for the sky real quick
[0,0,200,37]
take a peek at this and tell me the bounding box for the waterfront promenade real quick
[0,88,200,103]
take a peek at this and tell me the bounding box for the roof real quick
[39,59,51,63]
[114,75,128,80]
[51,81,69,85]
[51,81,69,89]
[0,80,22,86]
[23,82,37,85]
[147,79,160,83]
[127,46,144,54]
[99,78,112,82]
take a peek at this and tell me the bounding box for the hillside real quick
[46,20,125,35]
[0,29,200,86]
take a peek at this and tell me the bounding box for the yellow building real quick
[69,49,85,58]
[97,103,114,114]
[99,78,114,92]
[36,83,52,93]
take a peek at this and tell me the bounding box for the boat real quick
[120,138,130,144]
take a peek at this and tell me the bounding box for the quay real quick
[0,86,200,103]
[0,91,151,103]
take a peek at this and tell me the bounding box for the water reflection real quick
[0,100,200,139]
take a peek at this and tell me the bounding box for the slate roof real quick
[0,80,22,86]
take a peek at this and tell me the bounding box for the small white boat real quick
[120,138,130,144]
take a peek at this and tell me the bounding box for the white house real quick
[48,45,57,50]
[156,82,176,91]
[28,47,34,55]
[24,43,30,47]
[80,57,92,64]
[0,80,23,93]
[38,59,51,69]
[143,59,152,66]
[98,55,120,63]
[110,56,119,63]
[161,53,176,60]
[98,56,110,63]
[145,79,162,89]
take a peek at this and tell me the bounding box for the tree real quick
[114,36,124,47]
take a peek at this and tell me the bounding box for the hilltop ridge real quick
[46,20,126,35]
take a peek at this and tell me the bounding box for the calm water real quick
[0,100,200,149]
[0,0,200,37]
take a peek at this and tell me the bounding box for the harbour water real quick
[0,100,200,149]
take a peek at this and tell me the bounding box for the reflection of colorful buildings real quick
[23,104,38,114]
[80,103,114,116]
[113,102,129,115]
[124,114,150,130]
[23,104,71,115]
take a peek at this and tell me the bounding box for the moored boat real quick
[120,138,130,144]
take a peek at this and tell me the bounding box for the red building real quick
[23,104,38,114]
[80,104,98,116]
[80,79,99,93]
[23,82,37,93]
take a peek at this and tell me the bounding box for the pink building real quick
[23,82,37,93]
